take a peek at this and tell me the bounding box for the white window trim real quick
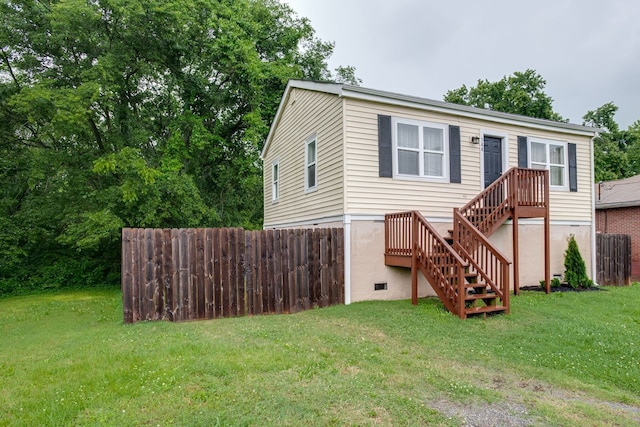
[271,159,279,203]
[304,133,317,192]
[480,129,509,191]
[391,117,449,182]
[528,137,569,191]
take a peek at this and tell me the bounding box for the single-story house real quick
[261,80,599,317]
[595,174,640,281]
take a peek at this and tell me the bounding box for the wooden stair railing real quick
[384,168,549,318]
[453,210,510,315]
[459,168,548,237]
[457,168,549,293]
[385,211,468,316]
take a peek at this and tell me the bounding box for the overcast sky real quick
[284,0,640,128]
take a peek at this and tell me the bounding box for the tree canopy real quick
[443,69,565,121]
[444,69,640,182]
[583,102,640,181]
[0,0,350,293]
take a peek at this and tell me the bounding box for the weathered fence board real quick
[596,233,631,286]
[122,227,344,323]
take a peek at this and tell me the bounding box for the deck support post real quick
[544,210,551,294]
[513,212,520,295]
[544,170,551,294]
[411,212,418,305]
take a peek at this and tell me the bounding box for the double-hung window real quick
[305,134,317,191]
[394,118,447,180]
[529,138,567,189]
[272,160,279,202]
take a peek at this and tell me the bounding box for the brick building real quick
[595,174,640,281]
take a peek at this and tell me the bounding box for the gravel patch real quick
[427,377,640,426]
[429,399,540,427]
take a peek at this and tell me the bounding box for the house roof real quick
[261,79,601,159]
[595,174,640,209]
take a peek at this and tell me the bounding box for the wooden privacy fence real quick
[596,233,631,286]
[121,227,344,323]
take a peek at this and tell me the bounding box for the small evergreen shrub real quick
[564,234,593,289]
[538,277,563,289]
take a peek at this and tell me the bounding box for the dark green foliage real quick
[563,235,593,289]
[583,103,640,181]
[0,0,352,294]
[538,277,562,289]
[443,69,566,121]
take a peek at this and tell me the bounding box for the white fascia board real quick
[261,81,344,159]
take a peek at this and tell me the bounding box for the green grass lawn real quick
[1,285,639,426]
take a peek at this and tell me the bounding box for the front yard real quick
[1,285,639,426]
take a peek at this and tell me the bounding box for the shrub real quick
[564,235,593,289]
[539,277,563,289]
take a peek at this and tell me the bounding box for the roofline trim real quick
[595,201,640,209]
[340,84,600,136]
[261,80,601,159]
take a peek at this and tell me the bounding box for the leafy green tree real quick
[582,102,640,181]
[334,65,362,86]
[0,0,352,293]
[444,69,565,121]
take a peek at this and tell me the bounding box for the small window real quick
[529,138,567,189]
[393,118,447,181]
[272,160,279,202]
[305,134,317,191]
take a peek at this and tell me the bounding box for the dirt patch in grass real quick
[425,365,640,427]
[429,399,536,426]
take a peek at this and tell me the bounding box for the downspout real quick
[590,132,599,284]
[344,214,351,304]
[341,94,351,305]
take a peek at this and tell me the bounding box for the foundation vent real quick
[374,282,387,291]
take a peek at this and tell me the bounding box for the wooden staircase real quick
[385,168,550,319]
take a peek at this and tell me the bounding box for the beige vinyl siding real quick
[343,98,593,222]
[344,99,480,217]
[263,89,344,227]
[504,128,593,222]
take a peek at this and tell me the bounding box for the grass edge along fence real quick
[121,227,344,323]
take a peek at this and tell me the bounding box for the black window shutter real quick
[378,115,392,177]
[568,143,577,192]
[517,136,528,167]
[449,125,461,183]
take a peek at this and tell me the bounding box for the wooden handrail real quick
[459,167,548,236]
[385,212,413,257]
[413,211,467,266]
[461,168,516,214]
[453,210,511,311]
[385,211,469,316]
[512,168,548,208]
[384,167,548,318]
[413,211,468,315]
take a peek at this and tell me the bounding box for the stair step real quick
[464,274,478,285]
[465,293,498,301]
[465,305,507,315]
[465,283,492,291]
